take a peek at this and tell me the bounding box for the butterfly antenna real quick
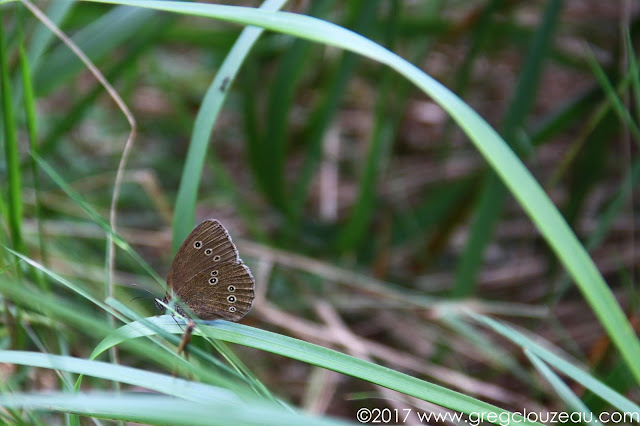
[130,282,157,295]
[129,295,154,303]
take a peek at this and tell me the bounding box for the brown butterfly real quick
[157,219,255,322]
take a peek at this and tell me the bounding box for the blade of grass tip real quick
[82,0,640,384]
[0,5,25,257]
[586,45,640,144]
[524,349,593,415]
[467,312,640,413]
[31,153,165,289]
[453,0,563,297]
[172,0,290,252]
[17,4,48,289]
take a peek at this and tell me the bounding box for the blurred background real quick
[2,0,639,421]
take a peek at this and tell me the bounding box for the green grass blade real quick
[469,313,640,413]
[441,313,530,383]
[554,157,640,299]
[334,0,394,251]
[586,47,640,143]
[171,0,289,251]
[626,31,640,124]
[0,275,255,393]
[260,0,335,215]
[524,350,592,415]
[453,0,563,296]
[207,151,266,241]
[32,153,165,288]
[17,7,48,288]
[2,246,121,320]
[452,173,501,297]
[103,299,270,398]
[0,350,241,405]
[290,47,358,227]
[0,5,25,255]
[290,0,370,229]
[33,5,157,95]
[26,0,74,72]
[36,17,171,160]
[96,317,540,425]
[0,393,348,426]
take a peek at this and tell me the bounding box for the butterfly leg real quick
[177,320,195,356]
[172,320,195,378]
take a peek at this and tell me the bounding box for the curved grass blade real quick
[0,393,350,426]
[468,312,640,414]
[171,0,289,252]
[32,153,165,289]
[0,275,255,393]
[0,351,240,405]
[524,349,592,415]
[33,5,157,95]
[96,317,540,425]
[453,0,563,297]
[103,298,278,403]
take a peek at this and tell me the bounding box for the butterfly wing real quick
[167,219,240,296]
[174,262,255,321]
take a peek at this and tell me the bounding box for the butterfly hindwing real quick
[174,262,255,321]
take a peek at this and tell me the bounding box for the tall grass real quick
[0,1,638,424]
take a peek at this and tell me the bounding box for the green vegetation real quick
[0,1,638,424]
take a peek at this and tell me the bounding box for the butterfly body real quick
[162,219,255,322]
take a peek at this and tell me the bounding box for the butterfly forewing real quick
[175,262,254,321]
[167,219,240,296]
